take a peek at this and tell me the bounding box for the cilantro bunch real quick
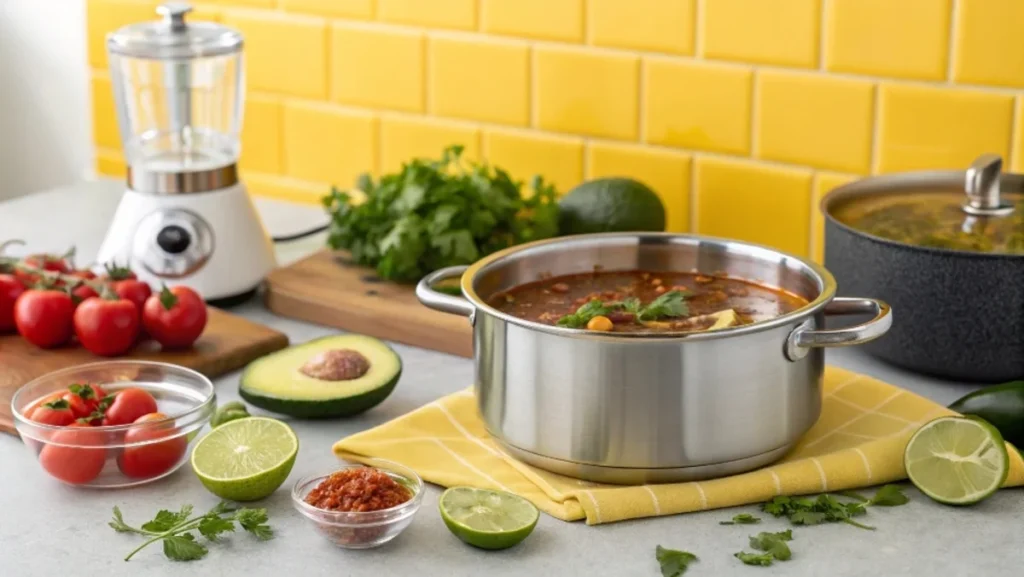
[323,145,560,283]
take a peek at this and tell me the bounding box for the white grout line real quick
[637,59,648,143]
[818,0,829,71]
[529,46,539,128]
[688,154,699,232]
[946,0,960,83]
[869,84,882,174]
[422,34,432,114]
[749,67,761,159]
[693,0,705,58]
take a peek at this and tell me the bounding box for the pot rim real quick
[459,232,837,342]
[821,169,1024,261]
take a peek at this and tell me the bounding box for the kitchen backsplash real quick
[88,0,1024,261]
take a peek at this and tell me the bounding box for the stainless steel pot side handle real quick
[785,297,893,361]
[416,265,475,317]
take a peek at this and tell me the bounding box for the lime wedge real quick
[191,417,298,502]
[439,487,539,550]
[904,416,1009,505]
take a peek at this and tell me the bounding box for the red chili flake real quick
[305,467,412,513]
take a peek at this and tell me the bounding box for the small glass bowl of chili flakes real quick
[291,461,423,549]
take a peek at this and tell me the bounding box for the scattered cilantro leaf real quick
[637,290,688,321]
[720,513,761,525]
[236,508,273,541]
[749,530,793,561]
[198,517,235,541]
[141,505,194,533]
[324,145,560,283]
[869,485,910,507]
[162,533,208,562]
[557,300,613,328]
[789,510,827,526]
[655,546,698,577]
[735,551,776,566]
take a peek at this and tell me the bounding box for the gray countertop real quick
[1,181,1020,577]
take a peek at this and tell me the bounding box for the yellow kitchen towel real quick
[333,366,1024,525]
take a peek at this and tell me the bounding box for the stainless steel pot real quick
[416,233,892,484]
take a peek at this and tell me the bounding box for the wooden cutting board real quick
[264,250,472,358]
[0,307,289,436]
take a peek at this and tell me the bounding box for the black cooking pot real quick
[822,154,1024,383]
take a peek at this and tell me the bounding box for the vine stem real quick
[122,515,208,562]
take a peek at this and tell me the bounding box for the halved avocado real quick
[239,335,402,418]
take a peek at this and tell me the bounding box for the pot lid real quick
[106,2,242,60]
[829,154,1023,255]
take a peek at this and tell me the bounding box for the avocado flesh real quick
[239,335,402,418]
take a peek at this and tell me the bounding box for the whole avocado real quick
[558,177,666,235]
[948,381,1024,450]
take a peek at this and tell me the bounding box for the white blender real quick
[97,2,276,304]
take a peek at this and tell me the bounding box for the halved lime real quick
[191,417,298,501]
[904,416,1009,505]
[439,487,539,550]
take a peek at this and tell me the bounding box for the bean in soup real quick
[489,270,808,333]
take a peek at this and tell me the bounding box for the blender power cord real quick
[271,224,328,243]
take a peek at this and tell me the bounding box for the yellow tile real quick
[703,0,819,68]
[283,102,377,188]
[223,10,327,99]
[91,74,120,148]
[954,0,1024,88]
[95,148,126,178]
[331,23,424,113]
[481,0,584,42]
[757,71,874,174]
[1013,98,1024,173]
[588,0,694,55]
[239,95,282,174]
[877,84,1014,173]
[246,173,329,205]
[811,172,858,263]
[430,37,529,126]
[695,158,813,257]
[190,4,222,21]
[586,142,691,232]
[826,0,951,81]
[202,0,272,6]
[644,59,751,155]
[535,47,638,140]
[483,130,583,192]
[379,0,476,29]
[280,0,373,18]
[380,117,480,174]
[87,0,159,69]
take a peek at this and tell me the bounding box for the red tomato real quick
[113,279,152,314]
[68,269,97,281]
[70,283,99,308]
[142,286,207,349]
[38,422,107,484]
[61,383,104,419]
[118,412,187,479]
[0,273,26,332]
[15,252,73,286]
[102,261,137,281]
[103,388,158,426]
[29,398,76,426]
[73,295,139,356]
[14,289,74,348]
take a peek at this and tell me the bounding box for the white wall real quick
[0,0,92,201]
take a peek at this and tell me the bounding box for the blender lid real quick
[106,2,242,59]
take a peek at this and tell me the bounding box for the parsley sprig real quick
[110,502,273,562]
[557,290,690,328]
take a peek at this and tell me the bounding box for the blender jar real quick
[107,2,243,189]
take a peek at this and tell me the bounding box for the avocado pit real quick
[300,349,371,381]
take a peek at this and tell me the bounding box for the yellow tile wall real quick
[87,0,1024,261]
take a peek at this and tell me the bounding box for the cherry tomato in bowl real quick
[103,387,158,426]
[29,398,76,426]
[38,422,108,485]
[118,413,189,479]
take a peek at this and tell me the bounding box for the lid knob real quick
[963,153,1014,217]
[157,2,192,32]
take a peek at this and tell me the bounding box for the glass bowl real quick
[292,461,423,549]
[11,360,215,488]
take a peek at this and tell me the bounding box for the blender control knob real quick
[156,225,191,254]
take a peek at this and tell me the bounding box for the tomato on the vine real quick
[142,285,207,349]
[68,269,97,281]
[62,383,103,419]
[113,279,152,315]
[38,422,107,484]
[15,251,74,286]
[70,283,99,308]
[103,388,158,426]
[102,261,137,281]
[29,398,76,426]
[73,293,139,356]
[0,273,26,332]
[14,289,74,348]
[118,412,187,479]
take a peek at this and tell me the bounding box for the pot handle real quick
[415,265,475,317]
[785,297,892,361]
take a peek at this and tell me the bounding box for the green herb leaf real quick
[748,530,793,561]
[720,513,761,525]
[141,505,194,533]
[655,545,698,577]
[42,398,70,410]
[789,510,827,526]
[68,383,97,400]
[235,508,273,541]
[556,300,612,328]
[109,506,133,533]
[735,551,776,566]
[197,517,235,541]
[637,290,688,321]
[868,484,910,507]
[162,533,208,562]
